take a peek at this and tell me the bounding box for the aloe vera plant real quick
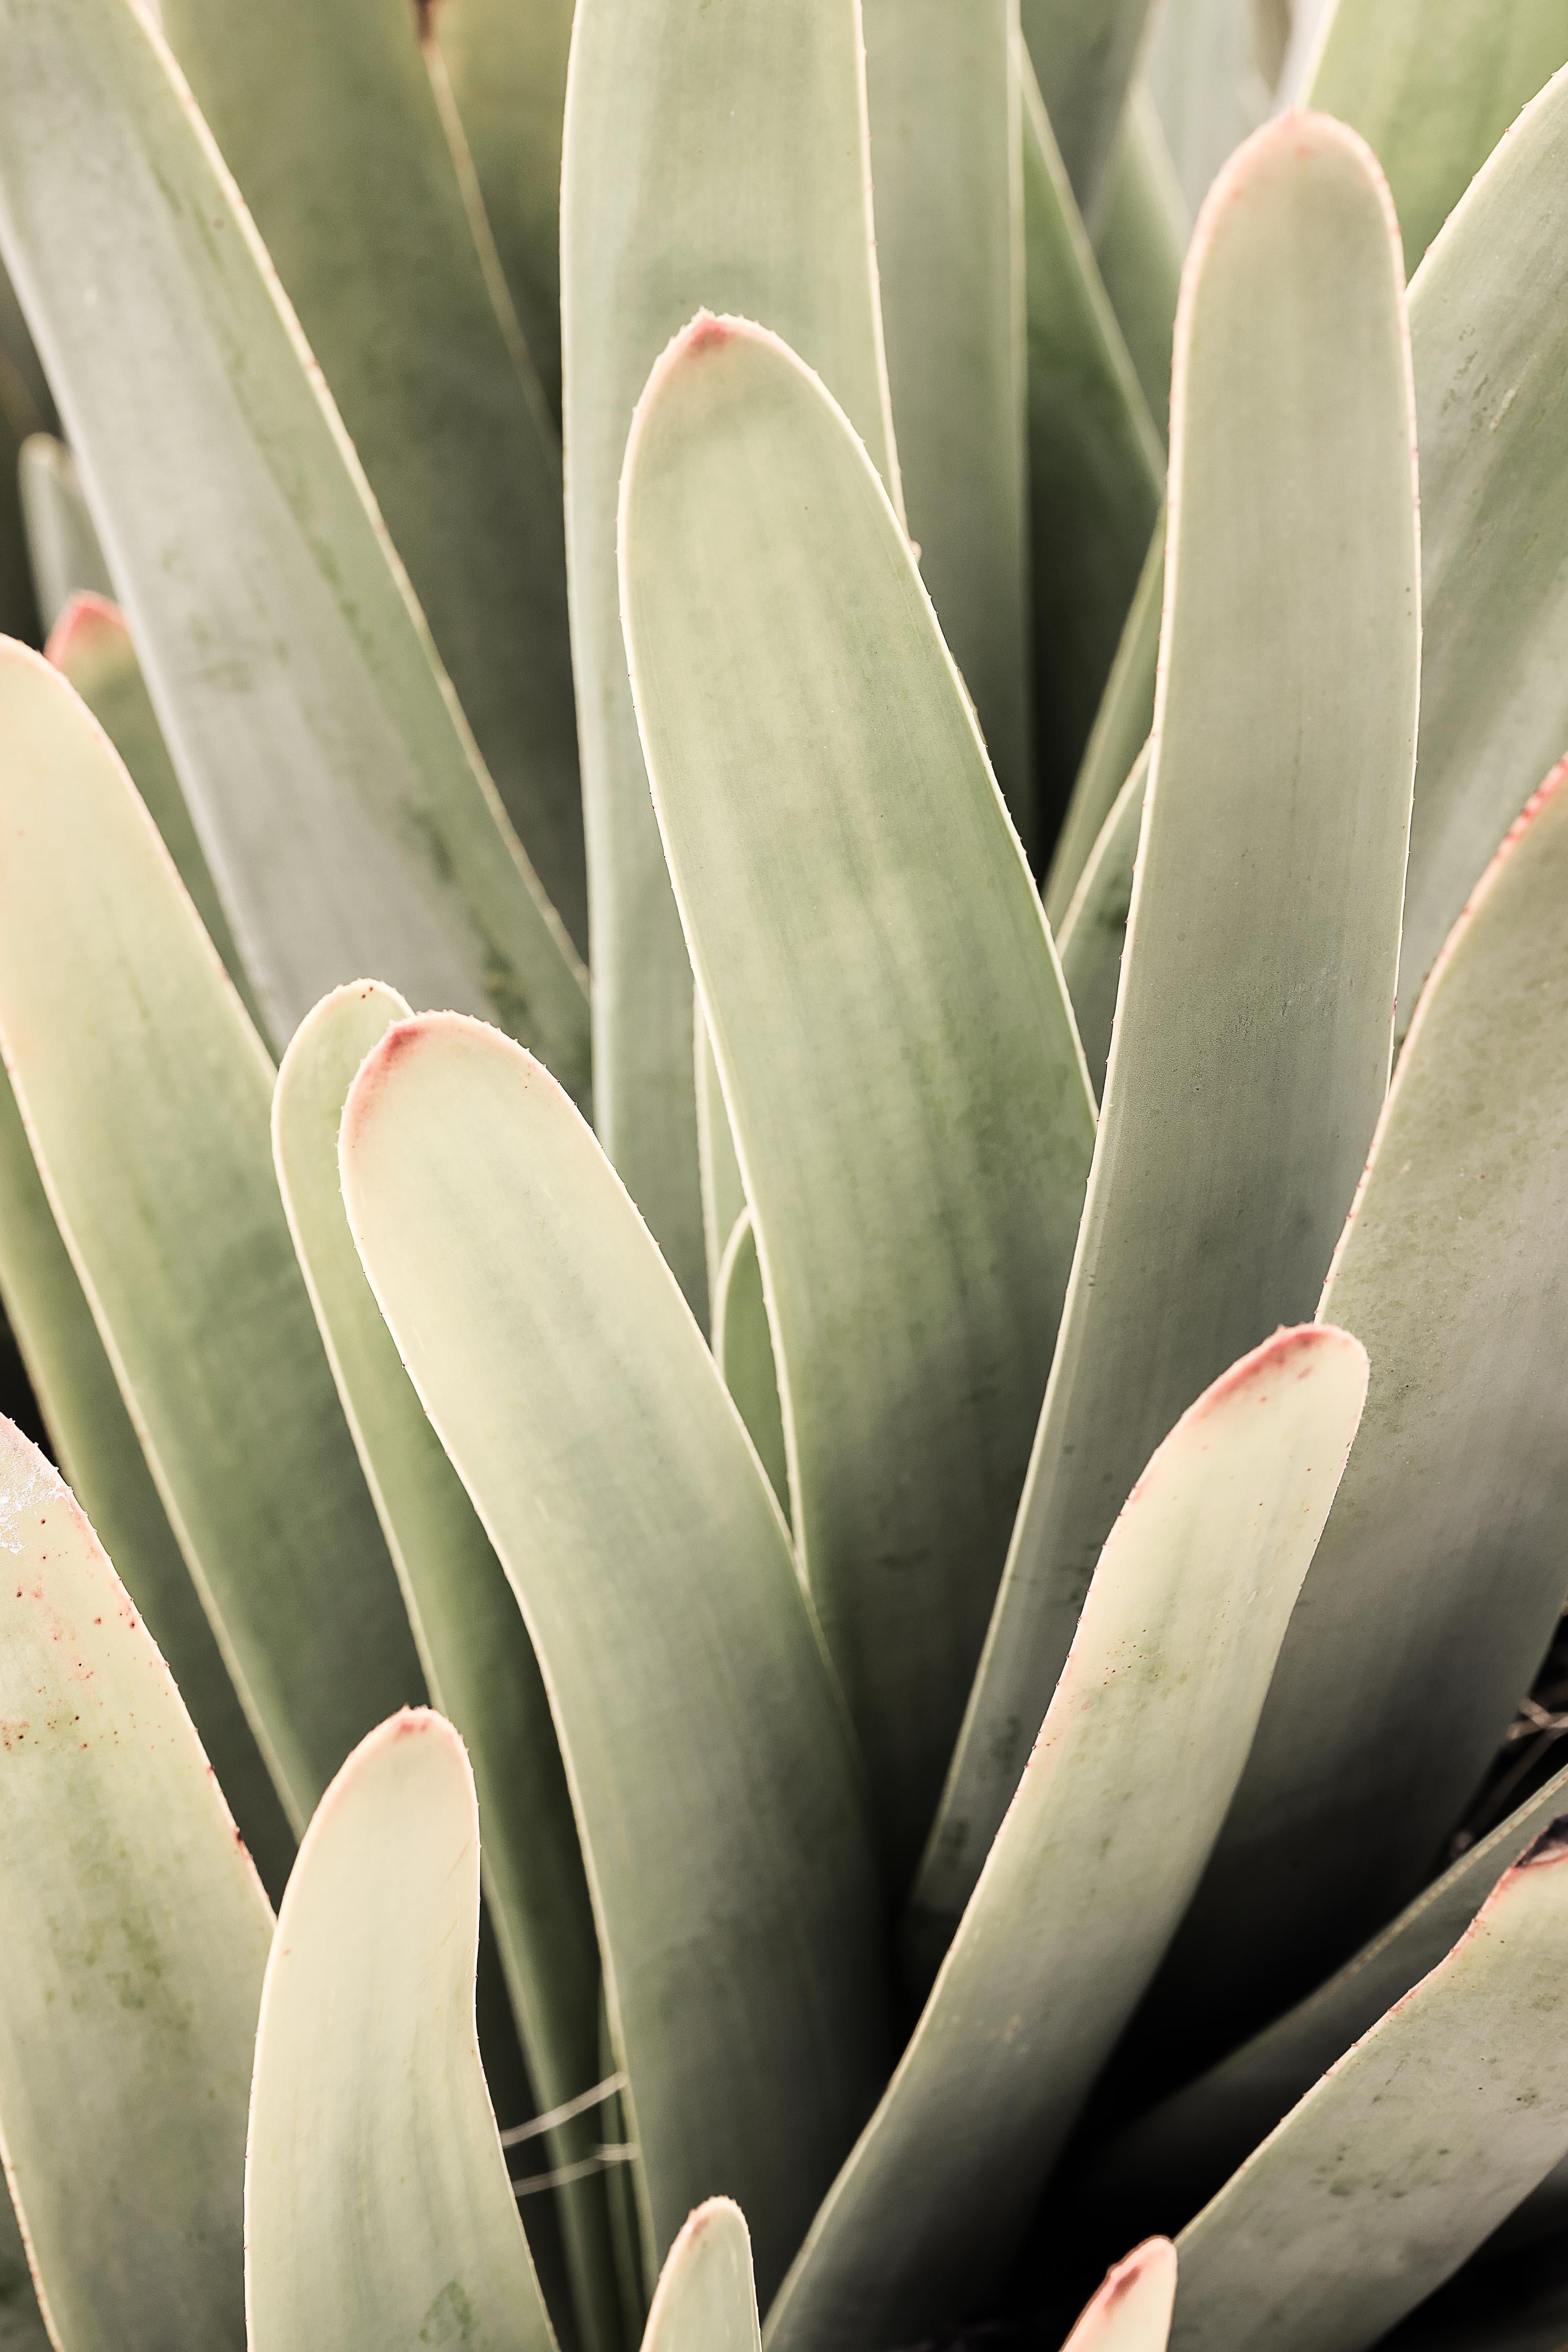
[0,4,1566,2352]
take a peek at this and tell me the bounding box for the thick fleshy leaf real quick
[0,0,588,1086]
[1398,60,1568,1027]
[0,1059,293,1901]
[1307,0,1568,276]
[430,0,574,418]
[712,1212,789,1515]
[646,2203,760,2352]
[1021,0,1160,221]
[340,1014,887,2302]
[1145,0,1269,215]
[620,315,1094,1883]
[1086,1755,1568,2241]
[1062,2244,1177,2352]
[1169,1822,1568,2352]
[0,1416,274,2352]
[16,433,109,626]
[915,111,1418,1948]
[696,1013,746,1321]
[1021,53,1163,839]
[272,980,618,2352]
[247,1711,555,2352]
[157,0,586,959]
[863,0,1030,834]
[0,2192,47,2351]
[1057,743,1147,1098]
[769,1326,1366,2352]
[562,0,899,1309]
[1044,515,1163,930]
[1156,755,1568,2044]
[1092,91,1186,435]
[46,593,258,1024]
[0,641,423,1830]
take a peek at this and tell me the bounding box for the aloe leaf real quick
[272,980,618,2352]
[1089,1753,1568,2241]
[646,2203,761,2352]
[712,1212,789,1515]
[16,434,110,626]
[1057,744,1148,1099]
[620,313,1094,1884]
[769,1326,1366,2352]
[0,1061,294,1903]
[0,640,423,1830]
[1169,1821,1568,2352]
[1145,0,1270,215]
[1062,2243,1177,2352]
[46,594,260,1026]
[863,0,1031,835]
[1043,514,1163,930]
[1093,89,1186,433]
[0,1415,274,2352]
[1156,753,1568,2052]
[696,1013,747,1320]
[0,0,588,1089]
[1022,0,1160,221]
[0,2194,47,2351]
[1021,52,1164,839]
[156,0,585,962]
[339,1013,887,2301]
[1398,60,1568,1028]
[247,1711,555,2352]
[1307,1,1568,276]
[562,0,899,1311]
[430,0,574,419]
[915,111,1418,1951]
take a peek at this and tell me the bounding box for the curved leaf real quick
[1093,91,1186,436]
[1043,514,1163,931]
[620,313,1094,1882]
[1062,2243,1177,2352]
[340,1013,887,2302]
[16,433,109,627]
[1022,0,1160,220]
[712,1212,788,1515]
[645,2203,761,2352]
[769,1326,1366,2352]
[1057,743,1147,1100]
[247,1710,555,2352]
[917,111,1418,1947]
[696,1012,746,1320]
[1144,0,1269,215]
[0,1415,273,2352]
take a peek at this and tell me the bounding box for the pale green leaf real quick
[16,433,109,627]
[1021,53,1164,838]
[1043,514,1163,931]
[339,1013,887,2302]
[917,111,1418,1951]
[1057,743,1147,1099]
[561,0,899,1308]
[770,1326,1366,2352]
[620,314,1094,1883]
[1307,0,1568,276]
[158,0,586,959]
[272,979,618,2352]
[712,1212,789,1516]
[863,0,1031,835]
[1061,2243,1177,2352]
[1156,755,1568,2049]
[696,1012,747,1323]
[1144,0,1270,216]
[0,0,588,1088]
[1093,89,1187,433]
[0,1415,273,2352]
[0,640,423,1831]
[1021,0,1160,221]
[1170,1822,1568,2352]
[247,1710,555,2352]
[645,2203,761,2352]
[1398,60,1568,1028]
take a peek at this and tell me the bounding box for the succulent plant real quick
[0,1,1565,2350]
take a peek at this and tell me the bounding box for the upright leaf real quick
[1170,1824,1568,2352]
[1156,756,1568,2042]
[620,315,1094,1882]
[340,1015,887,2302]
[272,981,617,2352]
[1307,0,1568,276]
[863,0,1031,835]
[1399,61,1568,1025]
[0,641,423,1831]
[0,1416,273,2352]
[915,111,1418,1949]
[1022,0,1160,221]
[1092,91,1187,436]
[769,1327,1366,2352]
[1044,516,1163,930]
[1057,744,1147,1099]
[712,1212,789,1515]
[696,1012,746,1319]
[16,433,109,627]
[645,2203,760,2352]
[1144,0,1269,215]
[0,0,588,1086]
[248,1712,556,2352]
[562,0,899,1307]
[157,0,586,958]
